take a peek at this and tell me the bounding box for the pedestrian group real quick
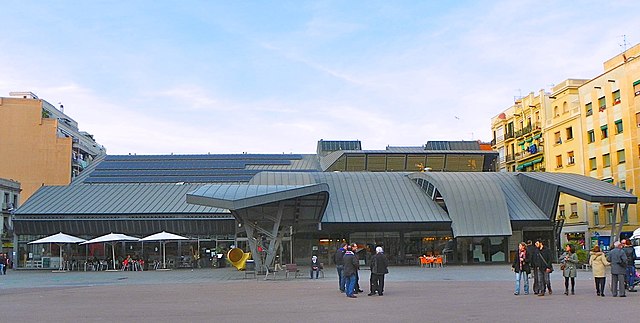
[512,239,637,297]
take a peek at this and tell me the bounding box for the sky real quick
[2,1,639,155]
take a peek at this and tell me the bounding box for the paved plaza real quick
[0,265,637,322]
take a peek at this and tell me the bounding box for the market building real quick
[12,140,636,269]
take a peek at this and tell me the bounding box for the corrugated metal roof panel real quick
[15,184,227,216]
[519,172,637,204]
[250,172,450,223]
[411,172,512,236]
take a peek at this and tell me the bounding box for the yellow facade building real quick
[491,92,546,172]
[544,79,590,247]
[492,44,640,249]
[0,92,105,202]
[579,44,640,247]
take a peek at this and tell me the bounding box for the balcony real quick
[515,125,532,138]
[515,145,544,161]
[505,131,515,140]
[505,154,515,163]
[532,122,542,131]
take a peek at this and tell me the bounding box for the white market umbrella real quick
[139,231,189,269]
[28,232,86,270]
[80,233,139,270]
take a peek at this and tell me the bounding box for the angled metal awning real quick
[186,183,329,215]
[187,183,330,272]
[518,172,637,204]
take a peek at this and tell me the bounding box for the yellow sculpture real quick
[227,247,251,270]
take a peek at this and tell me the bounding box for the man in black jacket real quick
[622,239,637,292]
[525,240,539,294]
[342,245,359,298]
[368,246,389,296]
[534,239,553,296]
[334,243,346,292]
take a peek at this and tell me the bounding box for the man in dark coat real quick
[368,246,389,296]
[534,240,553,296]
[525,240,539,294]
[607,241,628,297]
[622,239,637,292]
[334,243,346,292]
[342,245,359,298]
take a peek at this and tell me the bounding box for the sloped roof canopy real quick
[409,172,513,237]
[517,172,637,218]
[13,183,233,236]
[248,172,451,224]
[186,184,330,226]
[518,172,637,203]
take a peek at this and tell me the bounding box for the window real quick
[619,180,626,190]
[554,106,559,117]
[606,208,614,225]
[589,157,597,170]
[587,130,595,143]
[598,96,606,111]
[615,119,623,134]
[566,127,573,140]
[570,203,578,218]
[554,131,562,144]
[558,205,566,219]
[613,90,621,105]
[567,151,575,165]
[600,125,608,139]
[617,149,625,164]
[562,101,568,114]
[603,153,611,168]
[634,80,640,96]
[585,102,593,116]
[593,209,599,226]
[556,155,563,168]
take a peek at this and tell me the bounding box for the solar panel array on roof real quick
[317,140,362,155]
[82,154,316,184]
[425,141,480,151]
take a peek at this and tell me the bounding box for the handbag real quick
[560,264,566,270]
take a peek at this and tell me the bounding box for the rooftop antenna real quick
[513,89,522,102]
[620,35,628,52]
[620,35,629,62]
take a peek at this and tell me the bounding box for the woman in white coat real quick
[589,245,610,297]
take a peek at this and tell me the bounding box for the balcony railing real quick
[506,154,515,162]
[515,125,532,138]
[505,131,515,140]
[515,145,544,160]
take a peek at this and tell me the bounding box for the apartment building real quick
[579,44,640,247]
[0,92,106,201]
[490,91,547,172]
[0,178,20,254]
[544,79,590,248]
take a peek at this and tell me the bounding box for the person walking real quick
[334,243,346,292]
[368,246,389,296]
[607,241,628,297]
[512,242,530,295]
[526,240,539,294]
[560,244,579,295]
[342,245,359,298]
[535,239,553,296]
[622,239,637,292]
[589,245,609,296]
